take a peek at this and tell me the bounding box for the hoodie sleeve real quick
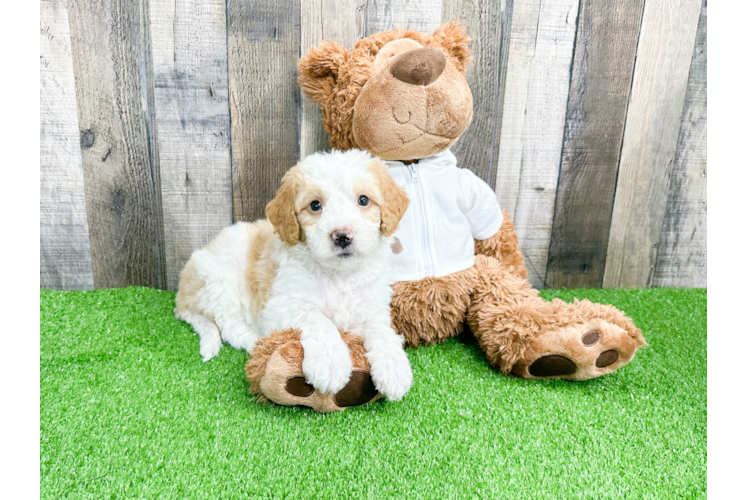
[459,169,503,240]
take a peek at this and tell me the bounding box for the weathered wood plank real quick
[493,0,580,289]
[227,0,301,222]
[441,0,505,187]
[495,0,550,219]
[545,0,645,288]
[300,0,367,158]
[496,0,514,182]
[149,0,233,290]
[653,1,707,288]
[67,0,166,289]
[40,0,94,290]
[603,0,702,288]
[366,0,442,35]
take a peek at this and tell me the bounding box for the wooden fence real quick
[40,0,707,291]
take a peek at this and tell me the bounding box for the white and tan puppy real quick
[175,149,413,400]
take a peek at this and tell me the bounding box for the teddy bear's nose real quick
[390,47,446,86]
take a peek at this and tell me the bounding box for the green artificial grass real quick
[41,287,706,499]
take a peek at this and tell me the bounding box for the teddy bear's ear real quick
[298,41,348,103]
[432,22,472,74]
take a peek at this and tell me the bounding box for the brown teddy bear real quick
[245,22,647,412]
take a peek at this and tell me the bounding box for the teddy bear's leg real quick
[245,328,382,412]
[474,209,528,281]
[467,255,647,381]
[391,267,479,348]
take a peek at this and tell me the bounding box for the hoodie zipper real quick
[408,164,434,276]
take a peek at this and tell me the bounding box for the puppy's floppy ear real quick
[369,160,410,237]
[432,22,472,74]
[298,41,348,104]
[266,169,302,246]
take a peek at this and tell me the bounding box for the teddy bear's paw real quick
[333,371,380,407]
[247,329,382,412]
[253,345,345,412]
[264,369,380,412]
[511,317,644,381]
[279,370,379,409]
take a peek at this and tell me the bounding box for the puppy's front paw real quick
[302,338,353,394]
[368,348,413,401]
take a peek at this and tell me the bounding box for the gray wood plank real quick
[227,0,301,222]
[67,0,167,289]
[603,0,702,288]
[300,0,367,158]
[366,0,442,35]
[653,1,707,288]
[493,0,580,289]
[441,0,506,187]
[40,0,94,290]
[545,0,645,288]
[149,0,233,290]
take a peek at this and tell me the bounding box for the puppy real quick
[175,149,413,400]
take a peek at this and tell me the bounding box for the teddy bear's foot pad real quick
[512,318,641,381]
[286,377,315,397]
[248,328,386,411]
[284,372,377,407]
[596,350,620,367]
[527,355,577,377]
[582,330,600,345]
[526,349,621,377]
[334,371,378,407]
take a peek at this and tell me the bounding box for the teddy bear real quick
[245,22,647,412]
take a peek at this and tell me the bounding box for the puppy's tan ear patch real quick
[298,41,348,103]
[370,160,410,237]
[432,22,472,73]
[266,169,302,246]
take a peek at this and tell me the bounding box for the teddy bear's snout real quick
[390,47,446,87]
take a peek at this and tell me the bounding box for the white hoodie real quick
[386,149,503,282]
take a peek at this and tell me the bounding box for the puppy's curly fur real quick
[175,149,413,400]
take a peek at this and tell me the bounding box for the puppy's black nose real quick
[332,231,353,249]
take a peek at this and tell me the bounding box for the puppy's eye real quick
[358,195,369,207]
[310,200,322,212]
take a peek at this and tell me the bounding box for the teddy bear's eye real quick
[358,195,369,207]
[310,200,322,212]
